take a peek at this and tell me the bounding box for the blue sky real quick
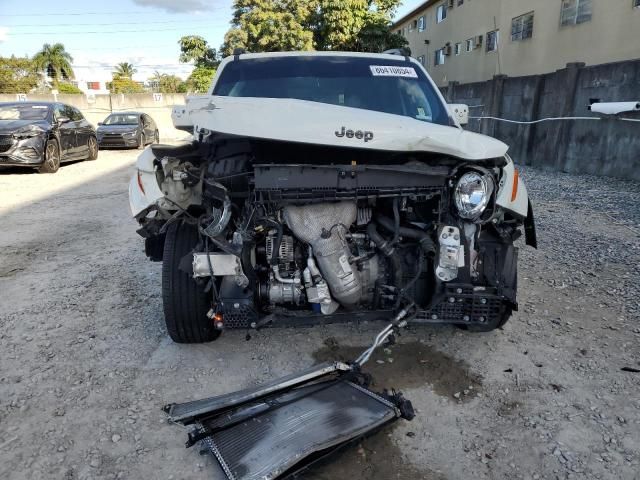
[0,0,424,83]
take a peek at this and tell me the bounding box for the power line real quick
[7,26,228,35]
[1,9,224,16]
[7,20,225,28]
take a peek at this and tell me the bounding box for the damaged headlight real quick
[454,171,494,220]
[12,125,46,139]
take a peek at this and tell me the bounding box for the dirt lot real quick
[1,149,639,480]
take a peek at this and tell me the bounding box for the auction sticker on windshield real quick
[369,65,418,78]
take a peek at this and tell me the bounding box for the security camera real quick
[589,102,640,115]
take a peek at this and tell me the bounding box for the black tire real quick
[137,132,145,150]
[38,139,60,174]
[154,130,160,144]
[87,136,98,160]
[162,222,220,343]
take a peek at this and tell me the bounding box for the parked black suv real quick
[97,112,159,149]
[0,102,98,173]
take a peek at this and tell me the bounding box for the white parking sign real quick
[153,93,163,102]
[16,93,27,102]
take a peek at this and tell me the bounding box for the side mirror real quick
[57,116,71,125]
[448,104,469,126]
[97,122,103,126]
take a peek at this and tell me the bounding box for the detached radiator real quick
[165,362,413,480]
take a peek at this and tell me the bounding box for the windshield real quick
[103,114,139,125]
[213,56,450,126]
[0,104,50,121]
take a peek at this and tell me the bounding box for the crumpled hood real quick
[0,119,50,134]
[184,96,508,161]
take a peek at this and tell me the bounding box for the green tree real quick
[108,77,144,94]
[0,56,39,93]
[178,36,219,68]
[113,62,137,79]
[221,0,316,56]
[186,66,216,93]
[315,0,407,51]
[158,74,186,93]
[353,17,409,52]
[220,0,406,55]
[32,43,74,86]
[57,82,83,94]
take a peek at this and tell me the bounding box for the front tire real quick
[87,136,98,160]
[162,222,220,343]
[39,139,60,174]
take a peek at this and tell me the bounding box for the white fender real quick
[129,147,165,217]
[496,155,529,218]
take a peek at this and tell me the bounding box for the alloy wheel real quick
[88,137,98,159]
[46,142,60,170]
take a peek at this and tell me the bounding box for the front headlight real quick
[12,125,46,139]
[454,171,494,220]
[123,131,136,137]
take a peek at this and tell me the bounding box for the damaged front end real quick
[165,361,413,480]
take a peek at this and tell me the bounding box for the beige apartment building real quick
[393,0,640,86]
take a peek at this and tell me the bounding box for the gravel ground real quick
[0,150,639,480]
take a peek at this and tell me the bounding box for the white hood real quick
[181,96,508,161]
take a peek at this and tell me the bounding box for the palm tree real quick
[150,70,163,92]
[113,62,137,79]
[32,43,74,86]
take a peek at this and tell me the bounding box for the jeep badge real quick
[335,126,374,142]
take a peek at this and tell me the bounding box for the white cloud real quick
[0,27,9,43]
[132,0,208,13]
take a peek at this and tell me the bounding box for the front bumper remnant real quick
[165,362,413,480]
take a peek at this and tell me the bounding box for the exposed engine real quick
[196,190,439,322]
[137,136,532,334]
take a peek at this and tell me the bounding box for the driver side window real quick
[53,104,66,121]
[70,107,84,122]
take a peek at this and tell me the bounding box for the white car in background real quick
[129,51,537,343]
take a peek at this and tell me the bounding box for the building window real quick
[634,0,640,7]
[455,43,462,55]
[86,81,100,90]
[436,4,447,23]
[486,30,499,52]
[458,0,464,5]
[465,38,474,51]
[417,55,426,66]
[418,15,426,32]
[511,12,534,41]
[434,49,446,66]
[560,0,592,26]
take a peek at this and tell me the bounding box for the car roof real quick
[0,101,56,107]
[229,51,413,62]
[107,111,144,116]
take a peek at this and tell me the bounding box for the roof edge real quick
[391,0,439,29]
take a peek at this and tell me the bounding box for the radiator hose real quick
[376,215,435,255]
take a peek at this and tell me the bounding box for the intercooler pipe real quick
[367,222,403,287]
[376,215,436,255]
[367,223,394,257]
